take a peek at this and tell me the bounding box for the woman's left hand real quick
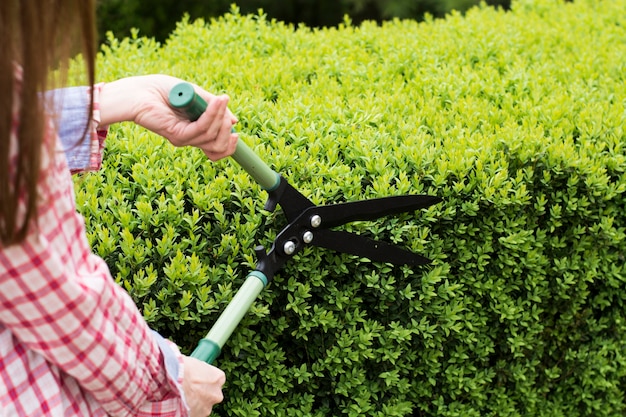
[99,75,239,161]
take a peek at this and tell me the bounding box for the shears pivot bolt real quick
[303,231,314,244]
[283,240,297,255]
[310,215,322,228]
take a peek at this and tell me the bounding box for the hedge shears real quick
[169,83,441,364]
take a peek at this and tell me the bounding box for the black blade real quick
[309,195,441,229]
[311,230,432,266]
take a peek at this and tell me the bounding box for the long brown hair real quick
[0,0,96,245]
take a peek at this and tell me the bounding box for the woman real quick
[1,1,237,416]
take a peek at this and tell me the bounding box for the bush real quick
[75,0,626,415]
[96,0,511,42]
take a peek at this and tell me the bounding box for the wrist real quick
[98,77,144,126]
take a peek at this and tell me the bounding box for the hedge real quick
[95,0,511,43]
[73,0,626,415]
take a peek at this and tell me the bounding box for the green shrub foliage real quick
[96,0,510,42]
[75,1,626,415]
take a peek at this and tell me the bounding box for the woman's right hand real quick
[181,356,226,416]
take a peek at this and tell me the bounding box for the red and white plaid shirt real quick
[0,82,189,416]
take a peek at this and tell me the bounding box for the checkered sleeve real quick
[0,229,188,417]
[0,87,189,415]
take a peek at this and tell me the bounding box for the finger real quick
[204,132,238,162]
[226,108,238,125]
[173,96,228,148]
[184,101,230,151]
[195,95,229,139]
[173,95,227,144]
[201,113,236,154]
[210,364,227,384]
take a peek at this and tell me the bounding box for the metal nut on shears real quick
[283,240,297,255]
[310,215,322,228]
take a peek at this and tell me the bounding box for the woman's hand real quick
[181,356,226,416]
[99,75,238,161]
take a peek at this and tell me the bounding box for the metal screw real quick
[303,231,314,244]
[283,240,296,255]
[310,215,322,228]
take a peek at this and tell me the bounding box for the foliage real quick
[76,0,626,415]
[95,0,510,42]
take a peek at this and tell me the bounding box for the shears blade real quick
[312,229,432,266]
[307,194,441,229]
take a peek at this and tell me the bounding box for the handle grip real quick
[190,272,267,363]
[169,83,276,363]
[169,82,280,190]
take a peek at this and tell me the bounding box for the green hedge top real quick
[76,1,626,416]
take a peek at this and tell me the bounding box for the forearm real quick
[0,238,186,416]
[98,76,145,126]
[98,75,183,127]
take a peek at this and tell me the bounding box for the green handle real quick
[169,82,280,191]
[169,83,278,364]
[190,272,268,364]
